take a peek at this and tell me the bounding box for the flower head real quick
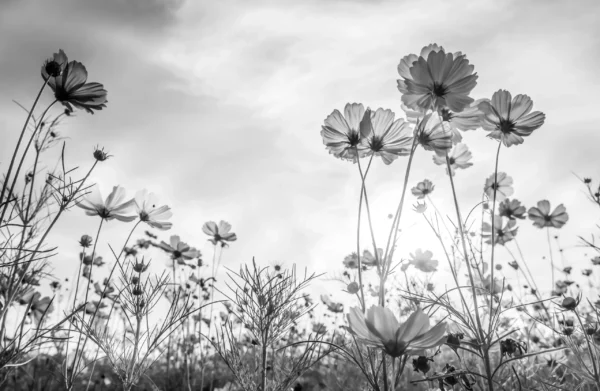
[498,199,526,220]
[202,221,237,246]
[93,146,110,162]
[158,235,200,263]
[478,90,545,147]
[483,172,514,202]
[415,114,452,156]
[482,215,518,246]
[409,249,438,273]
[432,143,473,176]
[42,49,68,79]
[363,108,413,165]
[135,190,173,230]
[76,186,136,222]
[411,179,435,199]
[79,234,93,248]
[346,306,446,358]
[19,291,54,324]
[321,103,370,162]
[321,295,343,313]
[528,200,568,229]
[398,44,478,113]
[45,53,107,114]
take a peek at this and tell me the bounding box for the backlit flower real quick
[19,291,54,324]
[412,179,435,199]
[479,90,545,147]
[343,253,359,269]
[398,44,478,113]
[363,108,413,165]
[321,295,343,313]
[346,306,446,358]
[361,248,382,268]
[158,235,200,263]
[135,190,173,230]
[415,114,452,156]
[483,172,514,202]
[498,199,526,220]
[432,143,472,176]
[528,200,568,229]
[45,53,107,114]
[76,186,136,222]
[202,221,237,246]
[321,103,370,162]
[437,100,484,143]
[41,49,68,79]
[482,215,518,245]
[409,249,438,272]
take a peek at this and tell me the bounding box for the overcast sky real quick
[1,0,600,304]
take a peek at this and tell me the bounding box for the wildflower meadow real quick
[1,1,600,391]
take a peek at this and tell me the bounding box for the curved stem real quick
[445,154,494,391]
[382,138,418,306]
[546,227,556,288]
[488,141,502,334]
[355,153,374,311]
[0,80,48,208]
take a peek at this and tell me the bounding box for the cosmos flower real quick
[482,215,518,245]
[415,114,452,156]
[19,291,54,324]
[158,235,200,263]
[402,100,483,145]
[361,248,382,268]
[41,49,68,79]
[363,108,413,165]
[343,253,359,269]
[478,90,545,147]
[135,190,173,230]
[320,295,343,313]
[432,143,473,176]
[346,306,447,358]
[411,179,435,199]
[409,249,439,273]
[397,44,478,113]
[437,100,485,144]
[483,172,514,202]
[527,200,568,229]
[498,199,527,220]
[76,186,137,222]
[413,202,427,213]
[321,103,371,162]
[202,221,237,246]
[43,51,107,114]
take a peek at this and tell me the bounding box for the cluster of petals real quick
[528,200,568,229]
[397,44,478,113]
[42,49,107,114]
[483,172,514,202]
[478,90,545,147]
[77,186,173,229]
[498,199,527,220]
[411,179,435,199]
[409,249,439,273]
[202,220,237,246]
[482,215,518,246]
[321,295,343,313]
[159,235,200,264]
[347,306,446,358]
[414,114,452,156]
[320,104,413,165]
[432,143,472,176]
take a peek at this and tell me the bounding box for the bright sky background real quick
[1,0,600,307]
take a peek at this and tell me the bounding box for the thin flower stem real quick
[445,154,494,391]
[0,100,57,227]
[382,138,419,306]
[574,310,600,386]
[489,141,502,335]
[355,151,375,311]
[0,79,48,209]
[546,227,556,288]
